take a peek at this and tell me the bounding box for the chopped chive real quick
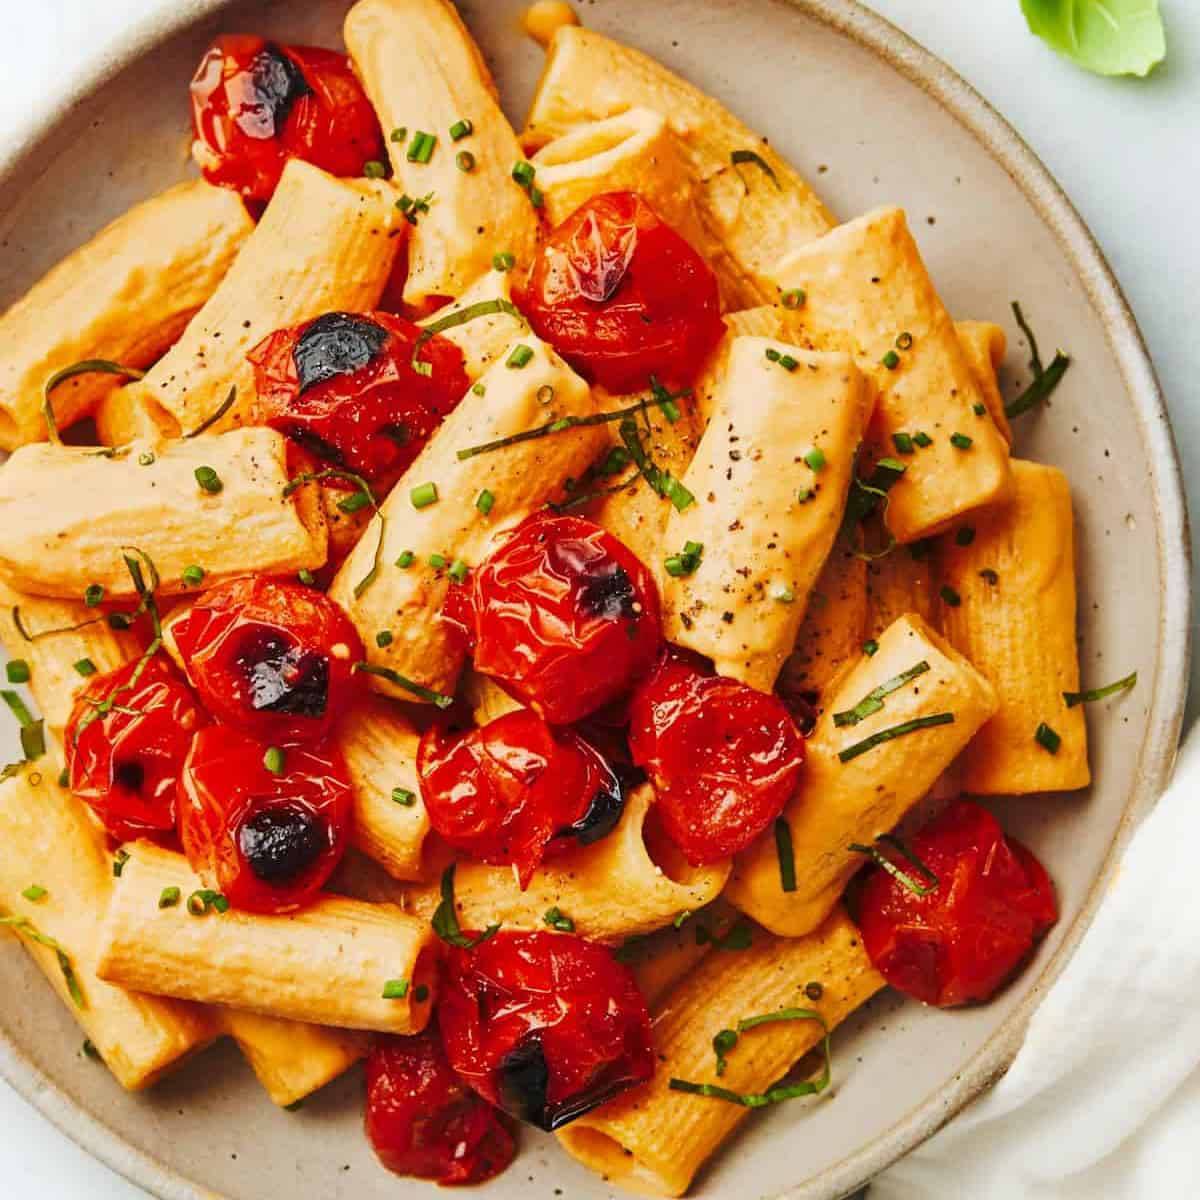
[429,553,447,570]
[765,347,781,363]
[84,584,104,607]
[896,332,914,350]
[1064,671,1138,707]
[673,910,692,929]
[492,251,516,272]
[5,660,29,684]
[475,489,495,515]
[543,906,575,932]
[506,344,534,369]
[529,186,545,209]
[353,662,454,709]
[194,466,222,494]
[448,559,470,584]
[337,490,372,514]
[664,540,703,578]
[73,658,97,677]
[661,397,682,422]
[407,131,437,163]
[850,834,940,895]
[382,979,410,1000]
[391,787,416,807]
[955,526,976,546]
[796,487,812,503]
[57,768,68,787]
[0,915,84,1007]
[455,150,476,172]
[950,432,973,450]
[781,288,806,309]
[82,1039,102,1061]
[390,126,408,143]
[297,569,315,586]
[187,889,228,916]
[913,431,933,447]
[940,585,962,607]
[881,350,901,370]
[181,565,205,586]
[833,660,930,727]
[410,482,439,509]
[22,885,46,902]
[113,850,129,877]
[892,432,914,455]
[774,818,797,893]
[42,359,146,442]
[395,550,415,568]
[838,713,955,763]
[158,886,181,909]
[511,160,535,188]
[1035,722,1062,753]
[472,383,486,396]
[449,118,473,141]
[376,630,393,648]
[1006,351,1071,419]
[363,160,387,179]
[803,447,827,472]
[263,746,286,776]
[863,639,879,657]
[712,1027,739,1076]
[973,402,987,415]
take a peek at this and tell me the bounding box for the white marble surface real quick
[1,1,1197,1196]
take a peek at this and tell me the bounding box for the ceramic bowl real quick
[0,2,1189,1198]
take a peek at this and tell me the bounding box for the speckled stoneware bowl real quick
[0,2,1189,1198]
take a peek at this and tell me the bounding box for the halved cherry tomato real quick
[627,647,806,865]
[171,576,363,744]
[365,1028,516,1186]
[178,725,351,913]
[519,192,725,394]
[189,35,385,205]
[856,800,1058,1007]
[249,311,469,486]
[438,931,654,1131]
[417,710,626,888]
[64,656,209,845]
[470,513,661,725]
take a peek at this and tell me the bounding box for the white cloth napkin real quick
[873,727,1199,1199]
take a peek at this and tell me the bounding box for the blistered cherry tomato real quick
[64,657,209,845]
[439,931,654,1131]
[627,648,806,865]
[365,1028,516,1186]
[178,725,351,913]
[171,576,363,744]
[857,800,1058,1007]
[519,191,725,393]
[418,710,625,888]
[470,513,661,725]
[249,312,469,485]
[189,35,385,205]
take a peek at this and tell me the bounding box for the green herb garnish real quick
[833,660,930,727]
[849,834,939,895]
[1064,671,1137,707]
[431,864,500,949]
[353,662,454,709]
[838,713,955,763]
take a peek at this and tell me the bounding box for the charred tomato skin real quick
[177,725,351,913]
[438,931,654,1131]
[249,311,469,485]
[627,647,806,866]
[64,657,209,845]
[189,34,385,204]
[170,575,363,744]
[365,1029,516,1186]
[857,799,1058,1008]
[469,513,661,726]
[519,191,725,394]
[417,710,626,888]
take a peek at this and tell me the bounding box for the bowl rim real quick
[0,2,1190,1199]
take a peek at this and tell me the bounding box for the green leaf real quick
[1020,0,1166,77]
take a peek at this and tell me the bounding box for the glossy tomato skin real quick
[64,657,209,845]
[627,647,806,866]
[178,725,351,913]
[171,576,363,744]
[470,513,661,726]
[190,35,385,205]
[365,1029,516,1186]
[417,710,625,888]
[249,311,469,486]
[857,800,1058,1007]
[520,192,725,394]
[438,931,654,1131]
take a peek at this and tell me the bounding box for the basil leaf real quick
[1020,0,1166,78]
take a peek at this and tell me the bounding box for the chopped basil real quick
[413,298,527,377]
[184,385,237,438]
[849,834,939,895]
[833,660,930,727]
[1063,671,1138,707]
[619,416,695,512]
[838,713,955,763]
[73,658,97,677]
[774,818,797,893]
[431,864,500,948]
[5,660,29,684]
[0,915,84,1008]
